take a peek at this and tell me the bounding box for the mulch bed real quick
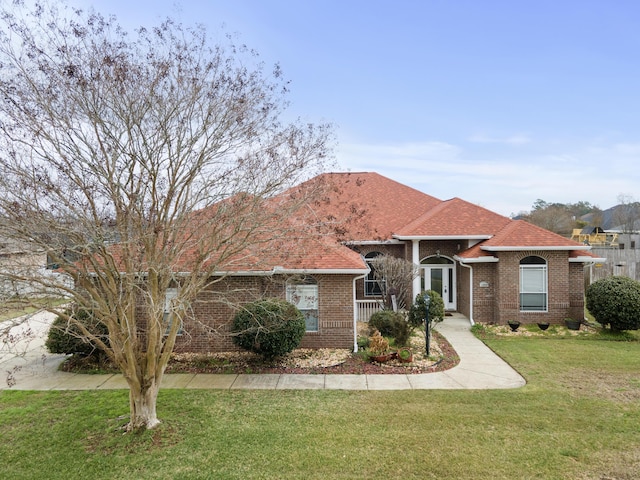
[165,331,460,375]
[60,331,460,376]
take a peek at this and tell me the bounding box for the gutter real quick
[481,245,591,252]
[568,256,607,263]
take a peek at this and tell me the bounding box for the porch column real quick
[412,239,421,299]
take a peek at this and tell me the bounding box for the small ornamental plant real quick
[367,329,389,356]
[397,347,413,362]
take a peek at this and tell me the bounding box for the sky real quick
[66,0,640,216]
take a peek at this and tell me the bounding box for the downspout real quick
[459,261,475,325]
[353,272,368,352]
[411,239,421,299]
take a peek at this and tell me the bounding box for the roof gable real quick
[395,197,512,238]
[481,220,590,250]
[298,172,441,241]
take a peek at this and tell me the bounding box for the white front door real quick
[423,265,456,310]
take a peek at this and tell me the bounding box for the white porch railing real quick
[356,299,383,322]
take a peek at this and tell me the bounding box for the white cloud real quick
[336,139,639,216]
[614,143,640,155]
[468,133,531,145]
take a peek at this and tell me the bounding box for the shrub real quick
[369,309,411,346]
[45,306,109,357]
[369,309,400,337]
[408,290,445,329]
[232,298,305,359]
[367,329,389,355]
[586,276,640,332]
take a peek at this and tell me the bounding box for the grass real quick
[1,334,640,479]
[0,297,67,322]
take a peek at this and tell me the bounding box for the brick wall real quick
[568,262,586,321]
[346,241,587,327]
[169,274,357,353]
[467,263,497,323]
[419,240,462,260]
[300,275,355,349]
[493,251,578,325]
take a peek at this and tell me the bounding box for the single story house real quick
[0,236,48,297]
[170,172,604,353]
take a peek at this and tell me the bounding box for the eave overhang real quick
[481,245,591,252]
[394,235,493,241]
[453,255,499,264]
[217,267,371,276]
[343,239,404,246]
[569,257,608,263]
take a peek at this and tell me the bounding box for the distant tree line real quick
[516,194,640,237]
[516,199,601,236]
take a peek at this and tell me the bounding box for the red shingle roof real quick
[104,172,597,273]
[218,234,368,273]
[481,220,590,250]
[395,197,512,237]
[299,172,441,241]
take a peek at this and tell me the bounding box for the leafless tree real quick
[370,256,419,311]
[0,1,332,430]
[613,194,640,233]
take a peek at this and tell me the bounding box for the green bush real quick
[369,309,399,337]
[45,307,109,356]
[232,298,306,359]
[408,290,445,329]
[368,309,411,346]
[586,276,640,332]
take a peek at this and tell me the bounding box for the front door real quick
[422,260,456,310]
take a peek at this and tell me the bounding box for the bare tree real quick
[0,2,332,430]
[613,194,640,233]
[370,256,419,311]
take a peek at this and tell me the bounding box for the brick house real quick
[173,171,603,353]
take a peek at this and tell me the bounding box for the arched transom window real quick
[364,252,384,297]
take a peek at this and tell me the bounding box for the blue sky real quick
[69,0,640,216]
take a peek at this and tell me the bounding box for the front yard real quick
[61,325,460,375]
[1,327,639,479]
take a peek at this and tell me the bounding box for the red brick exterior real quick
[469,251,585,325]
[160,245,586,353]
[353,241,587,327]
[170,274,357,353]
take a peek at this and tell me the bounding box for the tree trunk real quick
[128,379,161,430]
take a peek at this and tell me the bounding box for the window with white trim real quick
[164,287,183,335]
[286,276,319,332]
[364,252,384,297]
[519,256,547,312]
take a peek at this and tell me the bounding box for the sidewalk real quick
[1,312,525,391]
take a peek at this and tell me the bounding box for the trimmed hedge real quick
[586,276,640,332]
[232,299,306,359]
[45,307,109,356]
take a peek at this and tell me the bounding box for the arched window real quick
[520,256,547,312]
[364,252,384,297]
[286,276,319,332]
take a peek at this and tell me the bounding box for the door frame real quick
[421,255,457,311]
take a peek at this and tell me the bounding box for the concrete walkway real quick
[0,311,525,391]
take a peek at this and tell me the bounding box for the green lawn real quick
[1,334,639,479]
[0,297,67,322]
